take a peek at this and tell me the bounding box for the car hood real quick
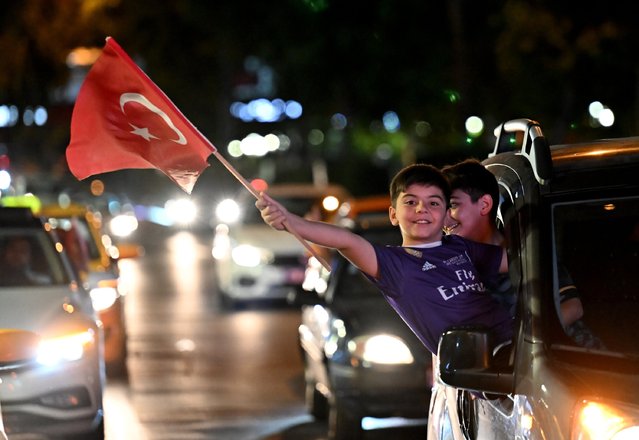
[551,355,639,403]
[232,224,306,255]
[0,285,96,335]
[331,297,429,356]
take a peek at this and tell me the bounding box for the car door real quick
[454,160,531,439]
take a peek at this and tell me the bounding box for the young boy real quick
[441,158,516,315]
[442,158,604,348]
[256,163,513,355]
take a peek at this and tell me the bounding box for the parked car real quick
[429,118,639,439]
[212,183,350,308]
[292,215,432,440]
[41,202,128,377]
[0,207,105,439]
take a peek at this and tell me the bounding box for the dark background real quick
[1,0,637,199]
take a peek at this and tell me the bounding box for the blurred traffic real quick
[0,170,436,439]
[211,181,350,308]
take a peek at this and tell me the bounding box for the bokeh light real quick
[465,116,484,137]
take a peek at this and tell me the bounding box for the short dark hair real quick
[389,163,450,207]
[442,158,499,221]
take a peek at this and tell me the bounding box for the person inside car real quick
[0,236,52,286]
[256,163,514,356]
[442,158,604,349]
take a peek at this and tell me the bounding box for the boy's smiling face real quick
[389,183,447,246]
[445,189,483,239]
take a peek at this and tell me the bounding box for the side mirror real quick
[437,327,514,395]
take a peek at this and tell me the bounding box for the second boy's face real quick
[389,183,447,246]
[445,189,484,240]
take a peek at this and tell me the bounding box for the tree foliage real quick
[1,0,638,194]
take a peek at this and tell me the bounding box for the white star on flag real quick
[129,124,159,141]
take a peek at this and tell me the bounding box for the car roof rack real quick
[490,118,553,185]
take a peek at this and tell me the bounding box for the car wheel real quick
[305,381,328,420]
[328,396,363,440]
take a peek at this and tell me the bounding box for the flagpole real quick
[209,151,332,272]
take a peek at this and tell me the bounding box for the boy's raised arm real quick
[256,192,379,278]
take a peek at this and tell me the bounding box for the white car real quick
[212,183,349,308]
[0,207,105,439]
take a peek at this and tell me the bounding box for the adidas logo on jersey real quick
[422,260,436,271]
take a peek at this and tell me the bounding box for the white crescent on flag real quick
[119,92,187,145]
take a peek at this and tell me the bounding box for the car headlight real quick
[110,213,138,237]
[231,244,272,268]
[572,399,639,440]
[90,286,118,311]
[348,334,414,365]
[37,329,96,366]
[165,198,197,225]
[215,198,241,224]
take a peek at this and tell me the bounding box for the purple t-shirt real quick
[367,234,514,354]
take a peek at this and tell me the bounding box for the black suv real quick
[429,119,639,439]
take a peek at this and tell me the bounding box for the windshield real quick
[329,225,401,301]
[0,228,70,286]
[552,195,639,357]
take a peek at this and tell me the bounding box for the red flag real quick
[66,37,216,194]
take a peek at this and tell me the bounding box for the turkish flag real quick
[66,37,216,194]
